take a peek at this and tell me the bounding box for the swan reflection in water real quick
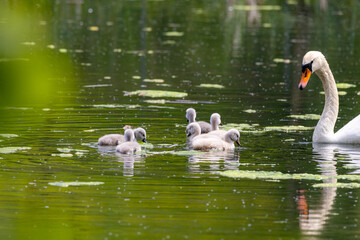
[115,153,145,177]
[297,143,360,236]
[188,150,240,175]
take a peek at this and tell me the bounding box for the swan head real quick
[225,129,241,146]
[210,113,222,127]
[299,51,326,90]
[186,108,196,123]
[124,129,136,142]
[134,127,147,143]
[185,122,201,140]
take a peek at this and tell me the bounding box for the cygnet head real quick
[185,122,201,140]
[186,108,196,123]
[225,129,240,146]
[210,113,222,130]
[134,127,147,143]
[299,51,326,90]
[124,129,136,142]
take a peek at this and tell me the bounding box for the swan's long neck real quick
[211,121,219,131]
[313,61,339,142]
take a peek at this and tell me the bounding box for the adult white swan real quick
[298,51,360,144]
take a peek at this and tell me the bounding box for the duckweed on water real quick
[313,183,360,188]
[336,83,356,89]
[163,31,184,37]
[243,109,257,113]
[150,150,204,156]
[143,79,164,83]
[264,125,314,132]
[48,182,104,187]
[288,114,321,120]
[0,147,31,154]
[198,84,225,89]
[320,91,347,96]
[51,153,73,157]
[218,170,329,181]
[222,123,259,130]
[83,84,112,88]
[0,134,19,138]
[144,99,166,104]
[234,5,281,11]
[90,104,141,109]
[125,90,188,98]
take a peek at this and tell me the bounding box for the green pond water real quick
[1,0,360,239]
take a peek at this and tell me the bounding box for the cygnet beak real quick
[236,139,241,147]
[142,139,147,143]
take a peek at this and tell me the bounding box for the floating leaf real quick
[198,84,225,89]
[140,143,154,149]
[313,183,360,188]
[59,48,68,53]
[0,134,19,138]
[132,76,141,79]
[0,147,31,154]
[125,90,187,98]
[336,83,356,89]
[48,181,104,187]
[288,114,321,120]
[264,125,314,132]
[284,139,295,142]
[144,99,166,104]
[113,49,122,53]
[164,31,184,37]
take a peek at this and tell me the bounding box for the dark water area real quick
[1,0,360,239]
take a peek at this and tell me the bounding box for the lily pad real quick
[48,181,104,187]
[125,90,187,98]
[313,183,360,188]
[264,125,314,132]
[198,84,225,89]
[0,134,19,138]
[0,147,31,154]
[288,114,321,120]
[164,31,184,37]
[336,83,356,89]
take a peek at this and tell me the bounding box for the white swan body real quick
[186,108,211,133]
[116,129,141,154]
[98,127,147,146]
[186,122,240,151]
[299,51,360,144]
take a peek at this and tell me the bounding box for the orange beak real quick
[298,68,312,90]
